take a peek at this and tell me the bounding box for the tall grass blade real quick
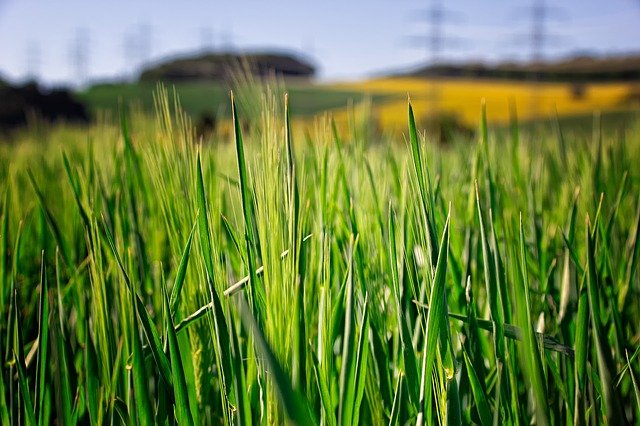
[51,256,72,425]
[62,152,91,231]
[310,347,334,426]
[413,304,575,357]
[235,294,318,425]
[408,100,437,270]
[0,187,9,302]
[13,287,35,425]
[388,207,420,408]
[130,265,154,425]
[169,219,197,316]
[626,350,640,414]
[14,348,36,426]
[463,348,491,426]
[162,279,194,425]
[338,236,358,425]
[475,182,505,362]
[84,327,100,424]
[585,218,626,423]
[516,215,549,425]
[231,92,264,316]
[285,93,307,393]
[0,360,9,425]
[195,152,234,411]
[416,212,450,426]
[27,170,71,267]
[35,252,49,426]
[101,219,173,386]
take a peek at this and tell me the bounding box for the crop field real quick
[78,81,388,119]
[333,78,638,130]
[80,78,640,134]
[1,85,639,425]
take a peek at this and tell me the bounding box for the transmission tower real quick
[531,0,546,66]
[25,41,41,82]
[517,0,565,119]
[426,0,443,67]
[123,24,153,80]
[138,23,152,68]
[199,26,215,52]
[408,0,466,116]
[70,28,90,87]
[219,29,236,52]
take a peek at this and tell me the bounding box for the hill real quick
[401,54,640,82]
[139,51,316,83]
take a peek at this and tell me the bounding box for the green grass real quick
[78,81,386,118]
[1,83,639,425]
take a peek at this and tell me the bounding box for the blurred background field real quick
[2,0,640,137]
[76,77,638,130]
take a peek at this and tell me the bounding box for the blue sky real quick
[1,0,639,86]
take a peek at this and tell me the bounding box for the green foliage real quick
[0,84,639,425]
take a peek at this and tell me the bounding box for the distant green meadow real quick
[78,81,385,118]
[0,85,639,425]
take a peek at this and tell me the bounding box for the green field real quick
[78,81,386,118]
[1,86,639,425]
[78,80,640,142]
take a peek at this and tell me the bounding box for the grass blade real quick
[0,360,9,426]
[475,182,505,362]
[169,218,197,316]
[101,219,173,386]
[338,236,358,426]
[463,348,492,426]
[231,92,264,316]
[585,217,626,423]
[84,327,100,424]
[13,287,36,425]
[195,151,234,413]
[625,350,640,414]
[51,255,72,425]
[413,303,574,358]
[388,207,420,409]
[573,272,589,426]
[130,266,154,425]
[516,214,549,425]
[235,294,318,425]
[162,279,194,425]
[14,348,36,426]
[27,170,71,267]
[35,252,49,426]
[310,346,334,426]
[416,211,450,426]
[408,100,438,270]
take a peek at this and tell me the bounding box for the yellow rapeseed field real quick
[329,77,636,131]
